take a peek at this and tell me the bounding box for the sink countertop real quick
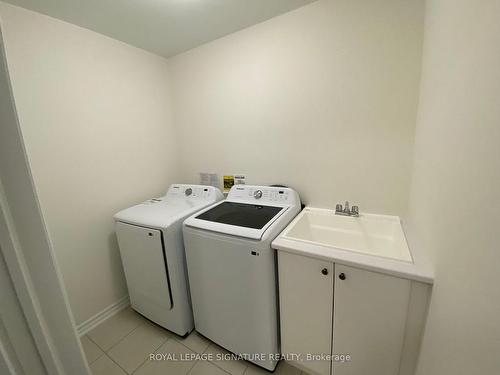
[272,207,434,284]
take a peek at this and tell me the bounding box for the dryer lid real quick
[113,184,223,229]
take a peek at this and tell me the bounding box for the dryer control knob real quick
[185,188,193,196]
[254,190,263,199]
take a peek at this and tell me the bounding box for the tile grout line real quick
[169,336,210,374]
[132,336,199,375]
[127,325,206,374]
[184,353,233,375]
[132,336,178,374]
[105,353,132,375]
[85,313,149,373]
[130,335,172,375]
[88,312,147,354]
[105,319,147,353]
[82,336,106,366]
[163,337,240,375]
[184,358,200,375]
[174,336,209,356]
[86,334,112,358]
[165,336,198,374]
[201,343,248,375]
[180,335,209,375]
[88,351,105,366]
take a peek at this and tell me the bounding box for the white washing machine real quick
[183,185,301,370]
[114,184,223,336]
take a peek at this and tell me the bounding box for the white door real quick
[0,248,45,375]
[115,222,172,314]
[278,251,334,375]
[333,265,410,375]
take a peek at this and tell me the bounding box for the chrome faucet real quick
[343,201,350,214]
[335,201,359,217]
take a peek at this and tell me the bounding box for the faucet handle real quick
[335,203,343,212]
[351,206,359,216]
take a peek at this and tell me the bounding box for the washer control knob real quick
[254,190,263,199]
[185,188,193,196]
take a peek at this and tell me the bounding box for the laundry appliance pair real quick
[114,184,301,370]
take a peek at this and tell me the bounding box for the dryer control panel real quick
[166,184,223,201]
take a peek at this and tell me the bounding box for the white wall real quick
[407,1,500,374]
[0,3,178,325]
[168,0,424,214]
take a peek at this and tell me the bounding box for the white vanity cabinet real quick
[278,251,431,375]
[278,252,334,375]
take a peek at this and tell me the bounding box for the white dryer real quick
[183,185,301,370]
[114,184,223,336]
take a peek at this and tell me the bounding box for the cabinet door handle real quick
[338,273,346,280]
[321,268,329,275]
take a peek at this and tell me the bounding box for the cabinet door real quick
[333,265,410,375]
[278,251,334,375]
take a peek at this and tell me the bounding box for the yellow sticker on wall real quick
[223,175,235,192]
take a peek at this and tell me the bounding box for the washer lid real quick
[184,185,300,240]
[195,202,282,230]
[184,202,288,240]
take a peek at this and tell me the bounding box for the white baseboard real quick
[76,295,130,337]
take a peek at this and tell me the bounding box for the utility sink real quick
[281,207,413,262]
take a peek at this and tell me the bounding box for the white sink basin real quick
[281,208,412,262]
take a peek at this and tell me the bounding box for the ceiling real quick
[2,0,316,58]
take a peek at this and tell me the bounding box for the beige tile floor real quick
[82,307,309,375]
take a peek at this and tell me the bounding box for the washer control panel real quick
[228,185,298,206]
